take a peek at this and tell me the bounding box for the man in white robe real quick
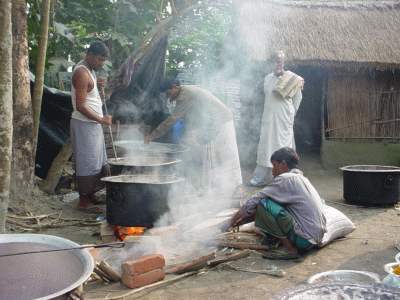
[249,51,304,186]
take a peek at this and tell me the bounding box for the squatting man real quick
[221,147,327,260]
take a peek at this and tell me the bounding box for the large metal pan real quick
[0,234,95,300]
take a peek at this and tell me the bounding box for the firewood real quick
[97,260,121,282]
[165,252,216,274]
[93,266,112,282]
[207,250,250,267]
[213,240,273,251]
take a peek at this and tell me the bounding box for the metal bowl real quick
[395,252,400,262]
[307,270,381,284]
[384,262,400,278]
[0,234,94,300]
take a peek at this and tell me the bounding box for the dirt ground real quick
[5,152,400,299]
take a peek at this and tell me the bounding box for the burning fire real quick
[111,225,146,241]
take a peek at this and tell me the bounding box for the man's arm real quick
[145,97,191,143]
[72,68,112,125]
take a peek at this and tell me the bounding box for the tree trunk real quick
[0,0,14,233]
[40,138,72,195]
[11,0,35,198]
[32,0,51,157]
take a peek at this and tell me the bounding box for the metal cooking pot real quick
[101,174,185,227]
[340,165,400,205]
[0,234,94,300]
[107,156,181,176]
[113,140,189,159]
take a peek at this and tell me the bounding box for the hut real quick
[232,0,400,169]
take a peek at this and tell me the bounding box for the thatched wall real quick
[238,1,400,69]
[326,68,400,143]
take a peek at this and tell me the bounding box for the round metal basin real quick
[307,270,381,284]
[0,234,94,300]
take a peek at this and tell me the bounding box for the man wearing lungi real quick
[249,51,304,187]
[70,41,112,214]
[222,147,326,260]
[144,77,244,200]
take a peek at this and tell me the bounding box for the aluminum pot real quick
[340,165,400,205]
[0,234,94,300]
[101,174,185,227]
[113,140,189,159]
[107,156,181,176]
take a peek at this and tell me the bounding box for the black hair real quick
[87,41,109,58]
[159,77,180,92]
[270,147,299,169]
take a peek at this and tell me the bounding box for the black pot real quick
[101,174,184,227]
[340,165,400,205]
[107,156,181,176]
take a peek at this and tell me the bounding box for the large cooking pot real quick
[102,174,185,227]
[0,234,94,300]
[113,140,189,159]
[340,165,400,205]
[107,156,181,176]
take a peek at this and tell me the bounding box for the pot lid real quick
[340,165,400,172]
[107,156,181,167]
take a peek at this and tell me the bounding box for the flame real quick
[111,225,146,241]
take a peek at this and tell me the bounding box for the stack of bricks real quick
[100,220,118,243]
[121,254,166,289]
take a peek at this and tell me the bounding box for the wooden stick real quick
[221,262,286,278]
[97,260,121,282]
[207,250,250,267]
[88,271,198,300]
[325,117,381,133]
[165,253,216,275]
[212,241,272,251]
[93,266,112,282]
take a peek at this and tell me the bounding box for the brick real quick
[100,220,115,236]
[121,254,165,275]
[121,269,165,289]
[83,246,99,261]
[101,235,117,243]
[147,226,181,248]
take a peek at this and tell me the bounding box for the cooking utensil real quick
[101,174,185,227]
[0,234,95,300]
[0,241,124,258]
[340,165,400,205]
[99,69,118,160]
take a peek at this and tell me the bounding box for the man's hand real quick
[144,134,154,145]
[221,206,254,232]
[97,76,106,87]
[101,114,112,126]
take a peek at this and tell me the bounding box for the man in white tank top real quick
[70,41,112,214]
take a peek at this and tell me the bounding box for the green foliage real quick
[27,0,232,88]
[166,6,232,78]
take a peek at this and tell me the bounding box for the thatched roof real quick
[237,0,400,68]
